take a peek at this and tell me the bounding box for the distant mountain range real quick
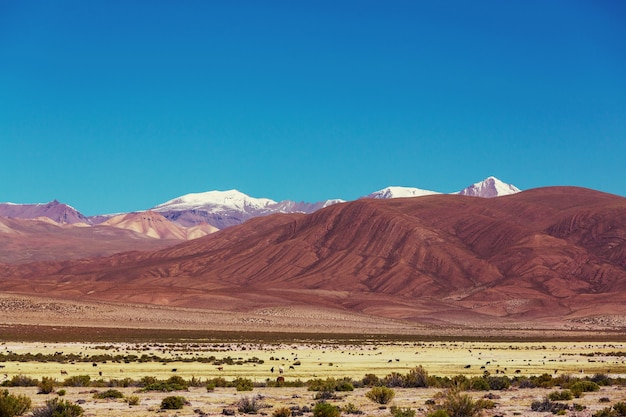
[0,176,520,233]
[3,185,625,330]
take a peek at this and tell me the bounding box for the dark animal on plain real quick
[278,366,284,374]
[515,370,521,374]
[172,368,177,372]
[60,370,68,375]
[388,360,392,363]
[271,367,274,373]
[480,366,486,369]
[92,363,98,367]
[277,376,285,383]
[464,365,471,369]
[217,366,223,371]
[98,371,102,376]
[289,365,295,370]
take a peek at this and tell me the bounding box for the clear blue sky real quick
[1,1,625,215]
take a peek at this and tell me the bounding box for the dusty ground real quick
[2,293,624,340]
[4,385,626,417]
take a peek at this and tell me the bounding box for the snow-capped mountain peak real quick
[456,176,521,198]
[364,186,441,199]
[153,189,277,213]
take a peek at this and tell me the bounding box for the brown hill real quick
[2,186,626,330]
[0,216,182,264]
[101,211,218,240]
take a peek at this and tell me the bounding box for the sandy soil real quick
[2,293,625,340]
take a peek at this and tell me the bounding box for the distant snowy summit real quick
[456,176,521,198]
[152,189,345,229]
[364,186,441,199]
[365,176,520,200]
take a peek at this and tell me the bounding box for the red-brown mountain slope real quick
[1,187,625,328]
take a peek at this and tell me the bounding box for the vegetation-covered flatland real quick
[2,334,626,416]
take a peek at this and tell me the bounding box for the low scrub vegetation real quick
[365,386,395,404]
[0,389,31,417]
[160,395,187,410]
[31,398,83,417]
[236,395,268,414]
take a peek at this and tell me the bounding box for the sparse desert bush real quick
[428,389,487,417]
[468,377,490,391]
[548,390,573,401]
[93,389,124,399]
[273,406,292,417]
[404,366,429,388]
[570,380,600,394]
[530,373,555,388]
[142,375,188,392]
[390,405,415,417]
[235,377,254,391]
[56,390,66,397]
[530,398,569,414]
[31,398,83,417]
[38,377,55,394]
[486,376,510,390]
[63,375,90,387]
[313,402,341,417]
[362,373,380,387]
[595,402,626,417]
[0,389,31,417]
[125,395,140,406]
[335,379,354,392]
[5,375,38,387]
[365,386,395,404]
[236,395,268,414]
[160,395,186,410]
[342,403,363,415]
[206,382,216,391]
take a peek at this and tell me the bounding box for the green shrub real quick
[273,406,292,417]
[313,402,341,417]
[362,374,380,387]
[93,389,124,399]
[38,377,55,394]
[56,390,66,397]
[570,380,600,393]
[468,377,490,391]
[390,406,415,417]
[335,380,354,392]
[160,396,186,410]
[142,375,188,392]
[486,376,510,390]
[235,377,254,391]
[206,382,216,391]
[593,402,626,417]
[365,386,395,404]
[6,375,38,387]
[548,390,573,401]
[614,402,626,415]
[63,375,91,387]
[236,395,267,414]
[31,398,83,417]
[0,389,31,417]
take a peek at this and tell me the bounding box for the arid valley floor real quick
[2,294,626,417]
